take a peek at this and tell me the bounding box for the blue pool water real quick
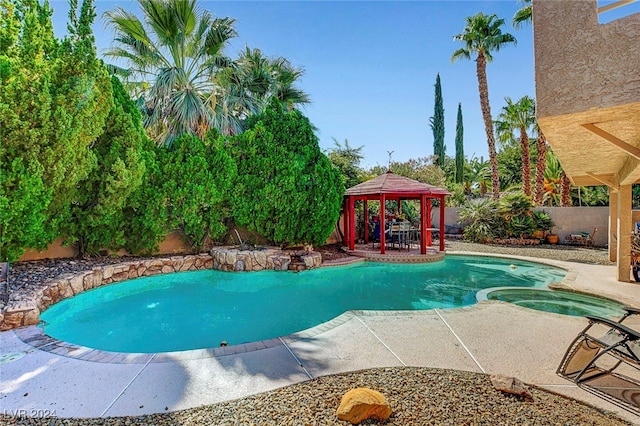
[478,287,626,319]
[40,256,566,353]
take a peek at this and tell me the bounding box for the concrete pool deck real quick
[2,253,640,423]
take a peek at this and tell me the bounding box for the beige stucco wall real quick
[18,231,194,262]
[437,206,623,248]
[533,0,640,118]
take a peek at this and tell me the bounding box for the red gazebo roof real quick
[345,171,450,197]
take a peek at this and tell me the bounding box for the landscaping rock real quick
[490,374,534,402]
[336,387,392,424]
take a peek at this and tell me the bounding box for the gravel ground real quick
[0,368,629,425]
[445,240,613,266]
[1,243,626,425]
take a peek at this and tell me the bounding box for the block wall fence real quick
[17,207,640,261]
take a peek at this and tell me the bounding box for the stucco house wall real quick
[533,0,640,118]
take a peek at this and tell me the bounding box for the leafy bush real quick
[532,210,554,233]
[121,143,168,255]
[508,215,535,238]
[160,132,236,253]
[0,0,112,260]
[499,192,533,220]
[62,76,147,257]
[458,198,506,243]
[230,105,344,247]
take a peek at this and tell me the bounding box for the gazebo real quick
[343,171,450,255]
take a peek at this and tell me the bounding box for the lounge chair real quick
[557,307,640,413]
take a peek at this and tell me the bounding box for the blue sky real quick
[50,0,536,168]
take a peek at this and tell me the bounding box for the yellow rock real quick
[336,387,392,424]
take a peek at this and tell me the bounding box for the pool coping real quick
[9,251,588,365]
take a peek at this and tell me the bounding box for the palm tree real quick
[233,46,310,112]
[206,46,310,136]
[513,0,532,29]
[533,127,547,206]
[543,150,562,206]
[560,170,572,206]
[496,96,535,197]
[104,0,238,145]
[465,157,491,196]
[452,13,516,200]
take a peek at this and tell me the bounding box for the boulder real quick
[336,387,392,424]
[490,374,533,402]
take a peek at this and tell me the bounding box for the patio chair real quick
[557,307,640,414]
[565,227,597,247]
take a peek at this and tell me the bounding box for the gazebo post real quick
[439,195,446,252]
[420,194,427,254]
[426,199,432,247]
[363,199,369,244]
[380,194,386,254]
[342,197,349,248]
[349,195,356,251]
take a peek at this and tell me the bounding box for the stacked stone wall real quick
[211,247,322,272]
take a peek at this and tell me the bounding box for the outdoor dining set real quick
[371,218,437,251]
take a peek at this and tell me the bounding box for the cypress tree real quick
[455,103,464,183]
[430,73,445,167]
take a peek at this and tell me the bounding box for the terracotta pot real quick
[547,235,559,244]
[532,230,545,239]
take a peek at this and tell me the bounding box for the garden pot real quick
[532,230,545,240]
[547,235,559,244]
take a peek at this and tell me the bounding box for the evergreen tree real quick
[455,103,464,184]
[0,0,112,260]
[230,103,344,248]
[160,131,236,253]
[430,73,445,167]
[62,76,148,257]
[326,138,365,189]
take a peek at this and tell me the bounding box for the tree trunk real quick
[533,130,547,206]
[476,52,500,199]
[560,170,572,206]
[520,127,531,197]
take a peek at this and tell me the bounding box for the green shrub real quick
[160,131,236,253]
[230,105,344,247]
[508,215,536,238]
[532,210,554,233]
[62,76,147,257]
[459,198,506,243]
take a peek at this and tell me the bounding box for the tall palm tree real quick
[513,0,532,29]
[496,96,535,197]
[452,13,516,200]
[104,0,238,145]
[560,170,572,206]
[533,127,547,206]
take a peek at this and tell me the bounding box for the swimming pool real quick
[40,256,566,353]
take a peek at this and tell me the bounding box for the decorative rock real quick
[336,387,392,424]
[69,274,84,294]
[490,374,534,402]
[102,265,114,280]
